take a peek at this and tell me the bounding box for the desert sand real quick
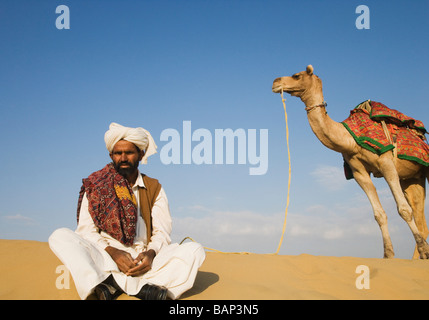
[1,239,428,300]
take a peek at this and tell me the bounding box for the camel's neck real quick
[301,91,355,154]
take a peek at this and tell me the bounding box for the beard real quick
[113,160,139,178]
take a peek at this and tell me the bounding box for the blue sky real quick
[1,0,428,259]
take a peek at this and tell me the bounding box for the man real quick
[49,123,205,300]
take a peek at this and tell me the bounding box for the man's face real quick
[110,140,144,178]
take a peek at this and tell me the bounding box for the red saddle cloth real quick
[341,100,429,178]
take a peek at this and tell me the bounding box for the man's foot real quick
[134,284,168,300]
[94,275,122,300]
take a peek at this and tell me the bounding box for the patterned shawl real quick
[77,163,138,246]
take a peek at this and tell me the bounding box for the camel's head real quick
[272,65,322,99]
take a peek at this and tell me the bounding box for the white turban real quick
[104,122,157,164]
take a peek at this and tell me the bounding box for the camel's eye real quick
[292,74,300,80]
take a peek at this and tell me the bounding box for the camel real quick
[272,65,429,259]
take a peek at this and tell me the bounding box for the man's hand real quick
[127,249,156,277]
[105,246,136,274]
[105,246,155,277]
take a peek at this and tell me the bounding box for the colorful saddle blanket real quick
[341,100,429,178]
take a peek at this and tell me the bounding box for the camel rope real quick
[274,89,291,254]
[181,90,291,255]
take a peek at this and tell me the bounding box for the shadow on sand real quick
[180,271,219,299]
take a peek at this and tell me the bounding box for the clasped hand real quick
[105,246,155,277]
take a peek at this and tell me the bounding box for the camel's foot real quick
[383,248,395,259]
[383,245,395,259]
[417,241,429,259]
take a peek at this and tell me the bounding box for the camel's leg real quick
[400,178,428,259]
[349,163,395,258]
[378,157,429,259]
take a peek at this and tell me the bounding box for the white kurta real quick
[49,172,205,300]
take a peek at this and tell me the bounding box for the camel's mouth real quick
[272,85,302,95]
[272,83,302,95]
[272,85,283,93]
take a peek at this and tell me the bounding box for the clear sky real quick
[1,0,428,259]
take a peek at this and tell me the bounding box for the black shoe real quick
[94,275,122,300]
[134,284,168,300]
[94,283,115,300]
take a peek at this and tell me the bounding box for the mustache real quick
[113,160,138,178]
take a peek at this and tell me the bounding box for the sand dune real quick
[1,239,428,300]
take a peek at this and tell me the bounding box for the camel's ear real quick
[306,65,314,75]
